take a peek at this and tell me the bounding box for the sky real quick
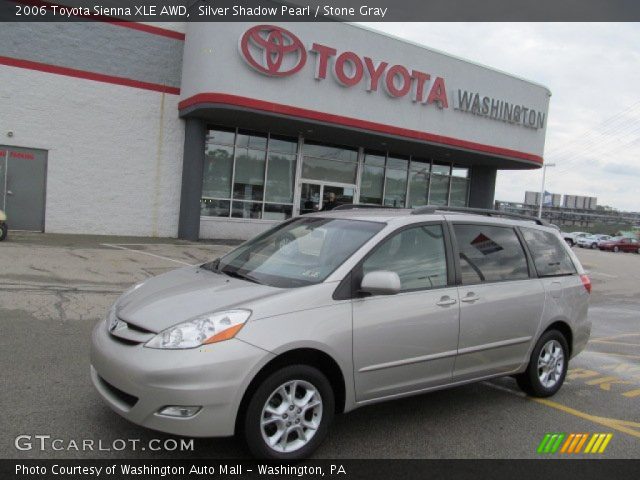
[359,23,640,211]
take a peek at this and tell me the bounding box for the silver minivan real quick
[90,207,591,459]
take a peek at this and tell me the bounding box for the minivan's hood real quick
[116,266,280,333]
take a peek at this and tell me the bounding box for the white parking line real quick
[101,243,195,266]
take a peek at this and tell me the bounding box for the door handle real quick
[461,293,480,303]
[6,190,13,195]
[436,296,457,307]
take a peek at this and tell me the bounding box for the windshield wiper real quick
[220,269,262,285]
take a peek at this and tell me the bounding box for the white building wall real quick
[0,66,185,237]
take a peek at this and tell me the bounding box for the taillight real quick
[580,274,592,294]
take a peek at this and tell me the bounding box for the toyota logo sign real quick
[239,25,307,77]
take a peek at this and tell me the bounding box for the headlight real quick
[144,310,251,349]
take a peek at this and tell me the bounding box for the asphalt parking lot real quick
[1,232,639,459]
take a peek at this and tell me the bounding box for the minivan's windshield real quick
[211,217,385,288]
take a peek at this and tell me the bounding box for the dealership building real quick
[0,20,550,240]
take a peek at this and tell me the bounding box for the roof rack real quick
[332,204,400,211]
[411,206,551,226]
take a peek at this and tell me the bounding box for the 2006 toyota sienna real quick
[90,206,591,459]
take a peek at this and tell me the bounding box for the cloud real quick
[358,22,640,211]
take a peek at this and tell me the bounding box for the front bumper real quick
[90,321,273,437]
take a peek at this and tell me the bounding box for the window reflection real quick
[201,127,297,220]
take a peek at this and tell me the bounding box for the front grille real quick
[109,318,155,345]
[99,376,138,408]
[126,322,153,334]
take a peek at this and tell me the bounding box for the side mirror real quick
[360,271,401,296]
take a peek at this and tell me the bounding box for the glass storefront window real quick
[384,167,408,208]
[202,144,234,198]
[429,173,450,205]
[264,203,293,220]
[233,148,266,201]
[265,152,296,203]
[360,151,385,204]
[236,130,268,150]
[449,177,469,207]
[302,142,358,184]
[201,125,473,223]
[408,158,430,207]
[432,163,451,176]
[206,127,235,146]
[360,165,384,204]
[387,155,409,170]
[364,152,386,167]
[200,198,230,217]
[301,156,357,184]
[269,135,298,154]
[452,166,469,178]
[232,201,262,219]
[303,142,358,162]
[202,127,298,220]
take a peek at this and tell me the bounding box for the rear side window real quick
[453,224,529,284]
[521,228,577,277]
[362,224,448,291]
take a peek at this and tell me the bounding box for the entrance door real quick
[298,182,354,214]
[1,146,47,231]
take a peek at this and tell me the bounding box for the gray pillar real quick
[178,118,206,240]
[468,166,497,209]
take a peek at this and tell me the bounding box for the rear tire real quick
[0,223,6,241]
[516,330,569,398]
[243,365,334,460]
[591,243,597,249]
[613,246,619,252]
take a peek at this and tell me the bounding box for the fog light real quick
[157,406,201,418]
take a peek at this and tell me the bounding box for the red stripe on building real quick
[179,93,544,165]
[11,0,186,40]
[0,56,180,95]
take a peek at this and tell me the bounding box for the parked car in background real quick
[598,236,640,253]
[577,234,611,249]
[562,231,589,247]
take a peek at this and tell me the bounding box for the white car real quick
[562,231,589,247]
[577,234,611,249]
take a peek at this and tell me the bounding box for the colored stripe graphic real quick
[584,433,613,454]
[537,433,565,453]
[540,433,613,454]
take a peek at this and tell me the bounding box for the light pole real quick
[538,163,556,219]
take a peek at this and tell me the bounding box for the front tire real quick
[591,243,597,249]
[516,330,568,397]
[0,223,6,241]
[243,365,334,460]
[613,246,619,252]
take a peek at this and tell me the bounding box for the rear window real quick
[521,228,577,277]
[453,224,529,284]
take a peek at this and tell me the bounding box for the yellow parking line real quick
[484,382,640,439]
[590,340,640,347]
[532,398,640,439]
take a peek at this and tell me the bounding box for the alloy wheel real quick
[537,340,565,389]
[260,380,323,453]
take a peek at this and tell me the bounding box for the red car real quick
[598,236,640,253]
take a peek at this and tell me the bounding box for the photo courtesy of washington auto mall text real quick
[1,0,640,480]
